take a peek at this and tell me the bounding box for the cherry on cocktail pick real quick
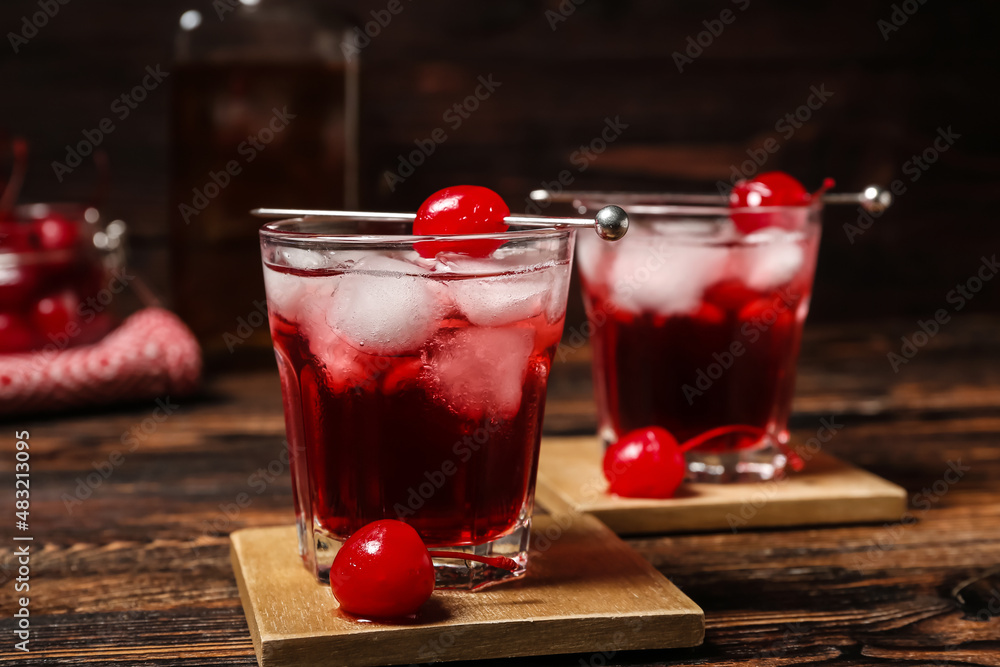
[412,185,510,258]
[603,424,774,498]
[330,519,517,620]
[729,171,834,234]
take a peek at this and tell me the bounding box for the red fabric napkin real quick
[0,308,201,415]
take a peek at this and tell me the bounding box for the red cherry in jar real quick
[31,290,80,342]
[0,311,36,353]
[413,185,510,258]
[34,213,80,251]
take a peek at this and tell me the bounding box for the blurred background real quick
[2,0,997,365]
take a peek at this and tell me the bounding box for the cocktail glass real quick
[574,194,821,483]
[260,215,574,589]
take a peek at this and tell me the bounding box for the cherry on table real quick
[602,424,772,498]
[330,519,518,620]
[413,185,509,258]
[331,520,435,620]
[602,427,686,498]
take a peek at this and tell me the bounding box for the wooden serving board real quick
[535,436,908,535]
[231,513,704,667]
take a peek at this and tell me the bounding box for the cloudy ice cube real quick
[262,265,314,320]
[427,326,534,421]
[575,233,604,285]
[451,267,554,327]
[327,255,445,355]
[739,230,805,291]
[314,336,370,394]
[543,263,572,323]
[608,236,729,316]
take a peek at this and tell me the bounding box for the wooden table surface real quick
[3,316,1000,666]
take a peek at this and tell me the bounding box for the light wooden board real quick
[231,514,704,667]
[535,436,908,535]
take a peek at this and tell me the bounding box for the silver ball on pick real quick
[594,205,629,241]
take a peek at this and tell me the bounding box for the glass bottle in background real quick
[170,0,358,365]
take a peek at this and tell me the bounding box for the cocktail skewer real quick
[529,185,894,213]
[251,205,630,241]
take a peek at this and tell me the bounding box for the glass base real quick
[302,516,530,591]
[429,522,529,590]
[600,427,789,484]
[685,437,788,483]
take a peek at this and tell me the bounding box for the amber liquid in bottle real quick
[169,61,356,365]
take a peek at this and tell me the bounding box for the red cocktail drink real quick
[577,199,821,482]
[261,217,573,587]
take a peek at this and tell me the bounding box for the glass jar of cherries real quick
[0,203,124,354]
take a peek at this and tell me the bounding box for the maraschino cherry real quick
[413,185,509,258]
[330,519,517,620]
[31,290,79,340]
[603,424,768,498]
[729,171,834,234]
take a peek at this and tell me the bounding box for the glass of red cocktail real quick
[260,214,575,589]
[575,193,822,483]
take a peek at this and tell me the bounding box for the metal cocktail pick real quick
[529,185,894,214]
[251,205,630,241]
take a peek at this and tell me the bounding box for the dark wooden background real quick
[1,0,998,326]
[2,318,1000,665]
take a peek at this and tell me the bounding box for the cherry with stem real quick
[425,551,518,572]
[678,423,805,472]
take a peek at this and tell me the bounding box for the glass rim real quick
[259,216,575,246]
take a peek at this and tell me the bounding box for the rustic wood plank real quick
[231,516,703,666]
[2,318,1000,665]
[535,437,907,534]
